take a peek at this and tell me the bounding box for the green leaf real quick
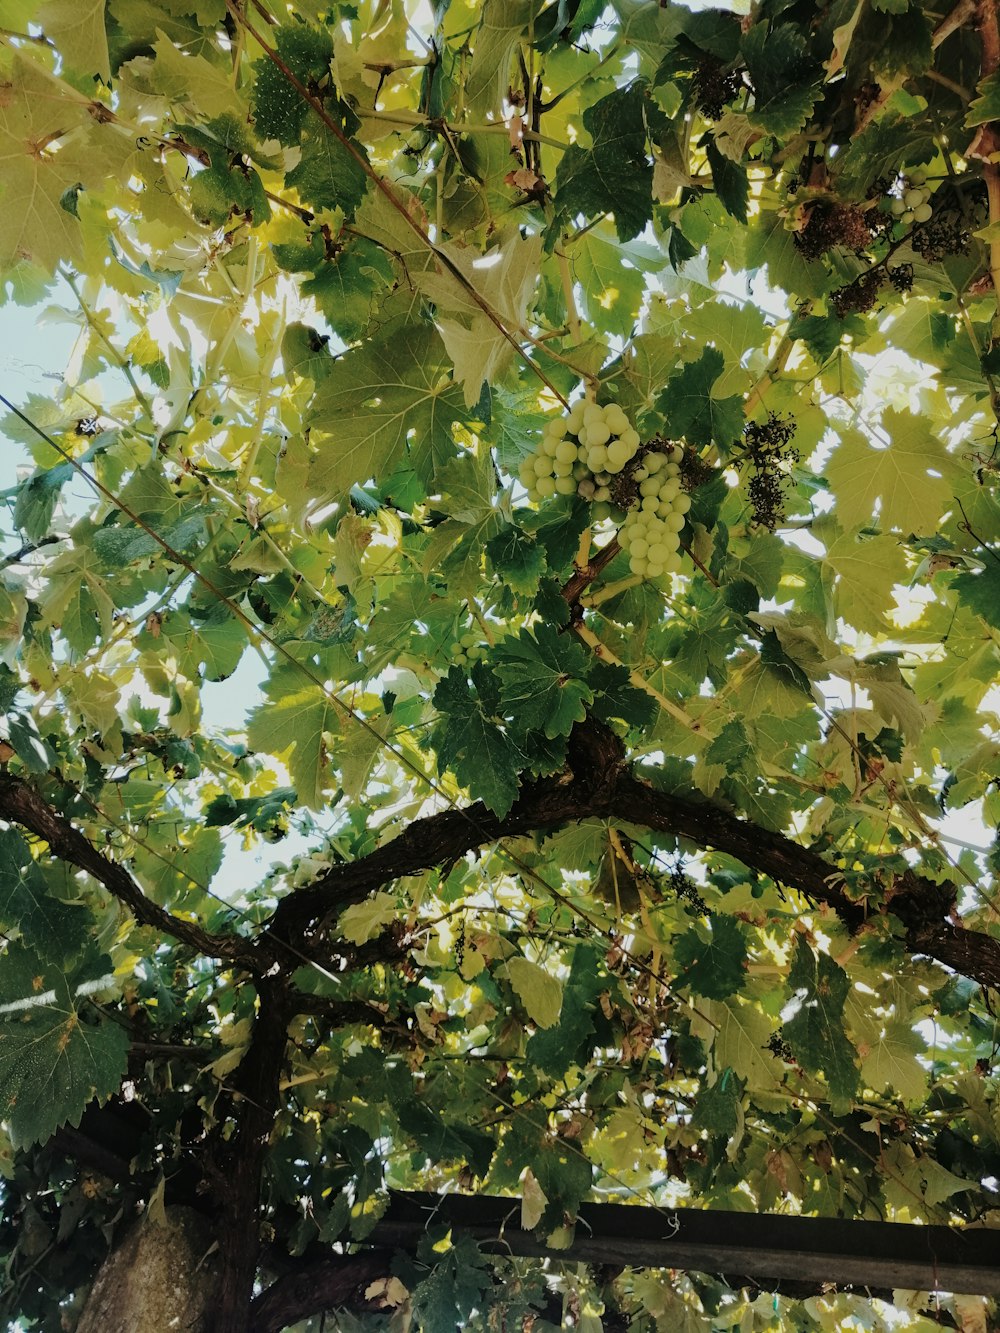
[833,102,936,198]
[298,240,395,345]
[784,937,859,1111]
[657,347,744,450]
[284,125,369,219]
[0,944,129,1147]
[485,524,546,595]
[505,957,563,1029]
[703,998,778,1093]
[691,1069,744,1139]
[203,787,296,833]
[432,667,525,816]
[859,1018,927,1104]
[308,325,468,497]
[704,719,753,773]
[38,0,110,80]
[416,231,543,407]
[826,414,953,535]
[246,666,339,809]
[704,136,748,223]
[494,624,593,740]
[552,82,653,242]
[0,830,89,962]
[252,27,333,146]
[821,531,909,635]
[741,23,821,136]
[674,916,748,999]
[952,563,1000,629]
[410,1234,491,1330]
[968,70,1000,128]
[339,892,397,945]
[0,58,106,272]
[588,660,659,729]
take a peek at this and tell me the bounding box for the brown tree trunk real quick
[77,1206,218,1333]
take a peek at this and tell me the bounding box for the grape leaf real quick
[951,563,1000,629]
[0,829,89,962]
[505,957,563,1029]
[0,944,129,1147]
[431,667,526,816]
[784,937,859,1111]
[246,666,339,809]
[552,83,653,242]
[742,23,821,137]
[38,0,110,79]
[705,998,778,1092]
[308,325,468,496]
[674,915,749,999]
[657,347,744,450]
[494,624,594,740]
[285,125,369,219]
[252,27,333,146]
[0,58,104,272]
[826,414,953,534]
[416,231,543,407]
[859,1018,927,1104]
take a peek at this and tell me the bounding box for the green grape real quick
[913,202,932,224]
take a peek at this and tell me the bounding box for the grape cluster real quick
[668,862,708,915]
[449,628,489,667]
[888,170,933,227]
[888,262,914,293]
[691,58,743,120]
[914,211,970,263]
[830,269,884,319]
[617,443,692,580]
[517,400,641,522]
[794,202,874,260]
[740,413,799,530]
[767,1030,794,1062]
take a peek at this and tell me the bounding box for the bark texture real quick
[76,1206,218,1333]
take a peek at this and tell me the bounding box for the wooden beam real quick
[370,1192,1000,1295]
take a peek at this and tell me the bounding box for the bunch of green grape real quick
[889,170,933,227]
[517,400,641,521]
[449,629,489,666]
[617,444,692,579]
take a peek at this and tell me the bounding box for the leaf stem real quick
[59,268,155,421]
[570,621,698,731]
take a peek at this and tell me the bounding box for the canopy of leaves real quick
[2,0,1000,1329]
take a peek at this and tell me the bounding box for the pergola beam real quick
[369,1192,1000,1295]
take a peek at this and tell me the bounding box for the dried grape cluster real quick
[888,262,914,293]
[767,1031,794,1062]
[740,413,799,530]
[691,58,743,119]
[794,202,874,260]
[668,862,708,915]
[618,444,693,579]
[913,212,970,263]
[830,269,884,319]
[518,400,641,521]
